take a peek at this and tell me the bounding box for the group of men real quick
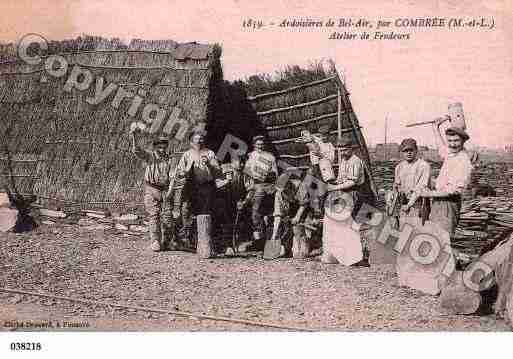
[130,117,474,270]
[390,118,473,239]
[130,123,369,260]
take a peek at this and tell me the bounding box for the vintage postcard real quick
[1,0,512,355]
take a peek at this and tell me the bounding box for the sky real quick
[1,0,512,149]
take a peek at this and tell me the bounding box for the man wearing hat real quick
[131,129,177,252]
[241,135,278,248]
[415,119,473,236]
[175,127,222,245]
[323,136,367,265]
[392,138,431,223]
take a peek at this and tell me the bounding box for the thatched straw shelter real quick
[0,36,225,211]
[1,39,375,212]
[242,63,377,203]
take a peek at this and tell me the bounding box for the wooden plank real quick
[271,127,360,145]
[265,111,342,130]
[247,76,336,101]
[75,62,209,71]
[256,94,338,116]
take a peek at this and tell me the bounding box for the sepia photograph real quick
[1,0,512,355]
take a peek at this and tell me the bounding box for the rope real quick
[0,287,313,332]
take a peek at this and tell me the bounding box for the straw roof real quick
[0,36,221,210]
[242,62,377,202]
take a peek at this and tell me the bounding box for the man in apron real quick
[176,128,222,246]
[323,136,366,265]
[131,130,177,252]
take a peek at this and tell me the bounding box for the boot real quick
[161,222,177,251]
[149,222,162,252]
[248,231,265,251]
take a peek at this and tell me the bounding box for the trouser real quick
[143,184,175,248]
[429,196,462,237]
[251,183,275,238]
[181,181,216,243]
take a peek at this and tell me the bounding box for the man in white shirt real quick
[417,121,473,236]
[393,138,431,222]
[174,128,222,245]
[240,135,278,248]
[323,136,367,265]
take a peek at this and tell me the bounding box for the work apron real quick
[322,188,363,265]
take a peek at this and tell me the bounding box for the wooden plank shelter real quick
[243,63,377,203]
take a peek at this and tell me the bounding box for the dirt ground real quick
[0,224,511,331]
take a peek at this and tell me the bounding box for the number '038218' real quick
[10,342,42,351]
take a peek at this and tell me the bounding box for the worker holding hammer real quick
[415,118,473,236]
[131,128,177,252]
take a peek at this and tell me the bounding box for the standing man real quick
[241,135,278,249]
[416,121,473,236]
[131,130,176,252]
[323,136,367,265]
[392,138,431,222]
[175,128,222,245]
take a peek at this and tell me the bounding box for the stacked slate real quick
[370,161,513,261]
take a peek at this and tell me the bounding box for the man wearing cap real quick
[131,130,177,252]
[240,135,278,248]
[415,119,473,236]
[175,128,222,244]
[327,137,366,214]
[323,136,367,265]
[392,138,431,223]
[270,169,323,257]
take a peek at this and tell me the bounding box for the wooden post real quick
[196,214,214,258]
[292,225,310,259]
[336,84,342,172]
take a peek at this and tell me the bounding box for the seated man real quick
[270,169,322,257]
